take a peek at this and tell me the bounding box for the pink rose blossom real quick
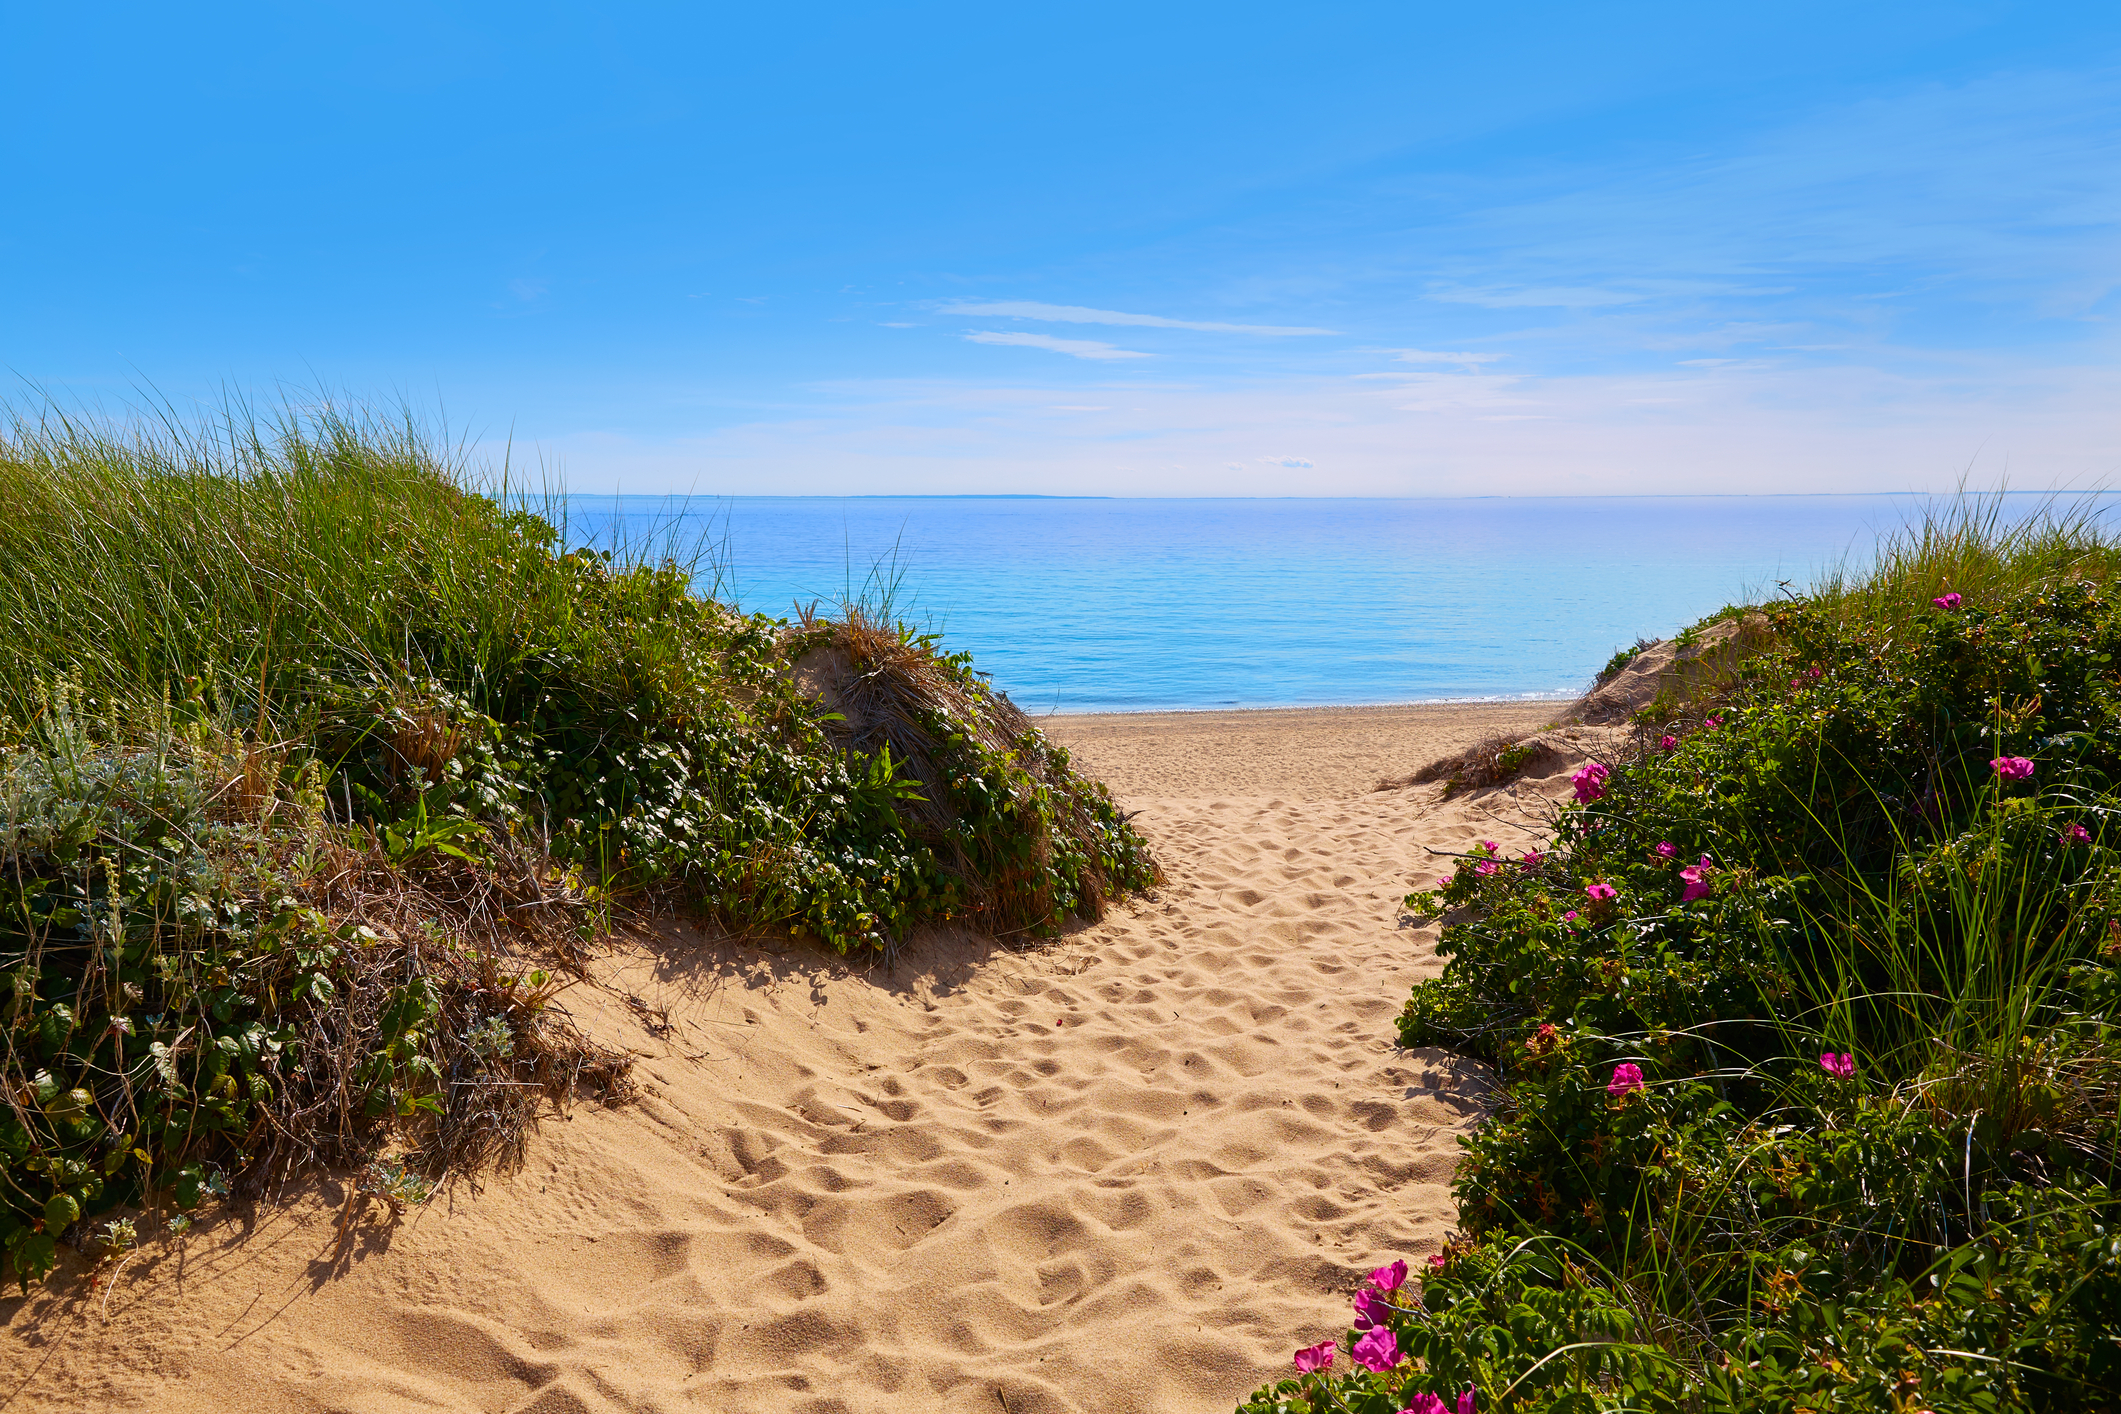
[1562,910,1579,923]
[1992,756,2035,780]
[1658,734,1679,752]
[1704,715,1724,729]
[1293,1340,1336,1374]
[1479,839,1498,853]
[1521,849,1545,869]
[1932,592,1962,609]
[1426,1253,1448,1270]
[1807,666,1823,679]
[1409,1394,1478,1414]
[1584,882,1617,903]
[1680,861,1712,901]
[1655,841,1677,860]
[2063,822,2093,846]
[1820,1052,1855,1080]
[1351,1327,1399,1372]
[1352,1288,1394,1330]
[1571,761,1611,803]
[1475,860,1498,877]
[1608,1062,1646,1097]
[1367,1259,1409,1292]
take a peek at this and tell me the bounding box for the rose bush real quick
[1244,545,2121,1411]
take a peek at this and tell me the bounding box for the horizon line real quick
[555,488,2112,502]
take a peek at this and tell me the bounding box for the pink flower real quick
[1293,1340,1336,1374]
[1475,861,1498,877]
[1352,1288,1394,1330]
[1655,841,1677,860]
[1403,1395,1479,1414]
[1807,666,1823,679]
[1351,1327,1399,1372]
[1570,762,1610,803]
[1425,1253,1448,1270]
[1608,1062,1645,1097]
[1479,839,1498,853]
[1584,882,1617,903]
[1704,715,1724,729]
[1992,756,2035,780]
[1520,849,1545,869]
[1367,1259,1409,1292]
[1932,592,1962,609]
[1820,1052,1855,1080]
[1562,910,1579,924]
[1658,734,1678,752]
[2063,822,2093,846]
[1671,853,1714,901]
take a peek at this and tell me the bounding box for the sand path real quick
[1,703,1568,1414]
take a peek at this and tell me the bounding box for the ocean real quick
[559,495,2099,714]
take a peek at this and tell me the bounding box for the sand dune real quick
[0,703,1581,1414]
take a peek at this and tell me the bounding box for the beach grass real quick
[1806,490,2121,637]
[0,397,707,733]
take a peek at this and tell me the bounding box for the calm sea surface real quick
[559,496,2105,714]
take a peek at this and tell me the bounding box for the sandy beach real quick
[1,701,1580,1414]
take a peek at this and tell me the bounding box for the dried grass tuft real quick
[250,829,633,1194]
[1377,731,1554,796]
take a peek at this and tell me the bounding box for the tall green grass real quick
[1806,490,2121,637]
[0,397,712,733]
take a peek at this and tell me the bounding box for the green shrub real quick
[1244,500,2121,1411]
[0,398,1155,1287]
[1597,643,1648,686]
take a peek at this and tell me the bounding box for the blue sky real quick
[5,2,2118,494]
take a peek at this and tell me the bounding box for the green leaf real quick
[10,1233,56,1290]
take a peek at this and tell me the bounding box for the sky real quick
[5,2,2119,496]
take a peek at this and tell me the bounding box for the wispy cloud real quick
[1400,68,2121,344]
[964,330,1151,360]
[1388,348,1507,368]
[1424,283,1641,309]
[946,300,1336,336]
[540,357,2120,498]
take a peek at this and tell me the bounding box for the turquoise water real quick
[560,495,2100,714]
